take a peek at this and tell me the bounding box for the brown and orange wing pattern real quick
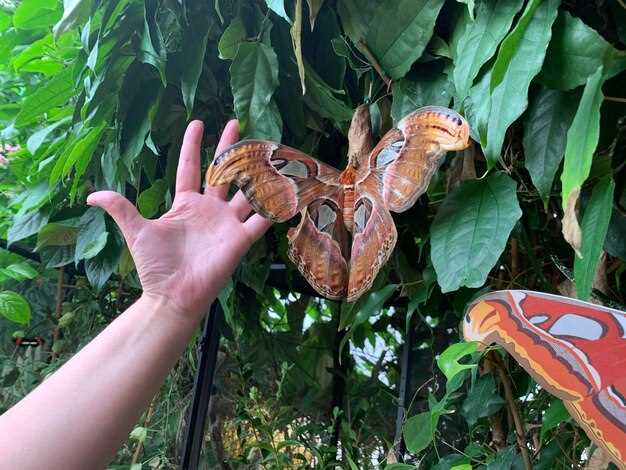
[206,140,341,222]
[360,106,470,213]
[463,290,626,468]
[346,174,397,302]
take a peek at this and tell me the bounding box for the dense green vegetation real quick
[1,0,625,468]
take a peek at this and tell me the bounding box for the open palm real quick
[87,120,271,319]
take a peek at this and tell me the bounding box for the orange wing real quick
[359,106,470,213]
[206,140,341,222]
[463,290,626,468]
[346,173,397,302]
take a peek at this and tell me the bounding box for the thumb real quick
[87,191,145,247]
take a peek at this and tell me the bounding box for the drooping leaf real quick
[452,0,523,103]
[365,0,445,80]
[437,341,478,381]
[230,42,282,140]
[218,17,246,60]
[483,0,560,168]
[540,11,626,91]
[430,173,522,292]
[120,83,161,168]
[574,176,615,300]
[138,1,167,87]
[49,124,106,185]
[0,291,31,325]
[85,232,122,290]
[75,208,109,263]
[340,284,397,330]
[137,179,168,218]
[560,65,604,254]
[523,87,579,203]
[461,375,505,425]
[181,19,210,118]
[489,0,541,91]
[8,210,50,246]
[303,63,353,123]
[403,411,433,453]
[15,67,75,127]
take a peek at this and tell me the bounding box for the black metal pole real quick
[181,301,223,470]
[393,318,416,461]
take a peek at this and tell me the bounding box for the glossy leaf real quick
[430,173,522,292]
[540,12,626,91]
[523,87,578,203]
[437,341,478,381]
[365,0,445,80]
[483,0,559,168]
[560,66,604,212]
[0,263,38,281]
[574,176,615,300]
[452,0,523,103]
[0,291,31,325]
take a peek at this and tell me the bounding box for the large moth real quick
[206,106,470,301]
[464,290,626,468]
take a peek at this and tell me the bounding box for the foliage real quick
[0,0,625,468]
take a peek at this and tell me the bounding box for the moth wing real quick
[287,194,349,300]
[206,140,341,222]
[362,106,470,213]
[346,174,397,302]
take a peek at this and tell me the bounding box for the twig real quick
[605,96,626,103]
[511,238,519,279]
[131,393,159,465]
[50,267,65,362]
[489,353,533,470]
[357,39,392,89]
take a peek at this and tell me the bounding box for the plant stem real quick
[357,40,392,89]
[131,393,159,465]
[51,267,65,362]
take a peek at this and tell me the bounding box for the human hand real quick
[87,120,271,321]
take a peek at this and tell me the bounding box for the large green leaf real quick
[461,375,505,425]
[365,0,445,80]
[403,411,433,453]
[49,124,106,185]
[574,176,615,300]
[391,69,452,124]
[0,263,38,282]
[218,17,246,60]
[8,210,50,246]
[138,1,167,87]
[181,18,210,118]
[483,0,560,168]
[540,12,626,91]
[430,173,522,292]
[138,179,168,218]
[560,66,604,212]
[0,291,31,325]
[36,222,78,249]
[85,232,122,290]
[523,87,578,203]
[15,67,75,127]
[303,63,353,123]
[452,0,523,103]
[230,42,282,140]
[13,0,61,30]
[75,208,109,263]
[436,341,478,381]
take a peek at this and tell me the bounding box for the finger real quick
[204,119,239,199]
[176,120,204,195]
[86,191,145,247]
[229,190,253,221]
[243,214,272,243]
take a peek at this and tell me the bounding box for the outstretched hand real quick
[87,120,271,321]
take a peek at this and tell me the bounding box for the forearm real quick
[0,294,203,470]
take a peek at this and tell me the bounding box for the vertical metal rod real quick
[393,318,416,461]
[181,302,223,470]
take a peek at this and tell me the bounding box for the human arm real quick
[0,120,270,469]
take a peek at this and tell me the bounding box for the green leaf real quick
[489,0,541,91]
[120,84,161,168]
[230,42,282,140]
[461,375,505,425]
[430,173,522,292]
[49,124,106,185]
[75,208,108,263]
[85,232,122,290]
[391,71,452,124]
[437,341,478,382]
[523,87,578,203]
[303,62,353,123]
[181,19,210,118]
[0,291,31,325]
[8,210,50,246]
[139,2,167,87]
[39,245,75,268]
[385,464,417,470]
[452,0,524,103]
[483,0,560,168]
[26,117,71,155]
[574,176,615,300]
[13,0,61,30]
[341,284,397,330]
[541,399,570,438]
[218,17,246,60]
[1,263,38,281]
[137,178,168,218]
[403,411,433,453]
[365,0,445,80]
[540,12,626,91]
[560,66,604,212]
[15,67,75,127]
[54,0,94,37]
[486,447,520,470]
[36,223,78,250]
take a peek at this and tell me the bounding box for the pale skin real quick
[0,120,271,470]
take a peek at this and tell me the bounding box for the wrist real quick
[138,292,208,328]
